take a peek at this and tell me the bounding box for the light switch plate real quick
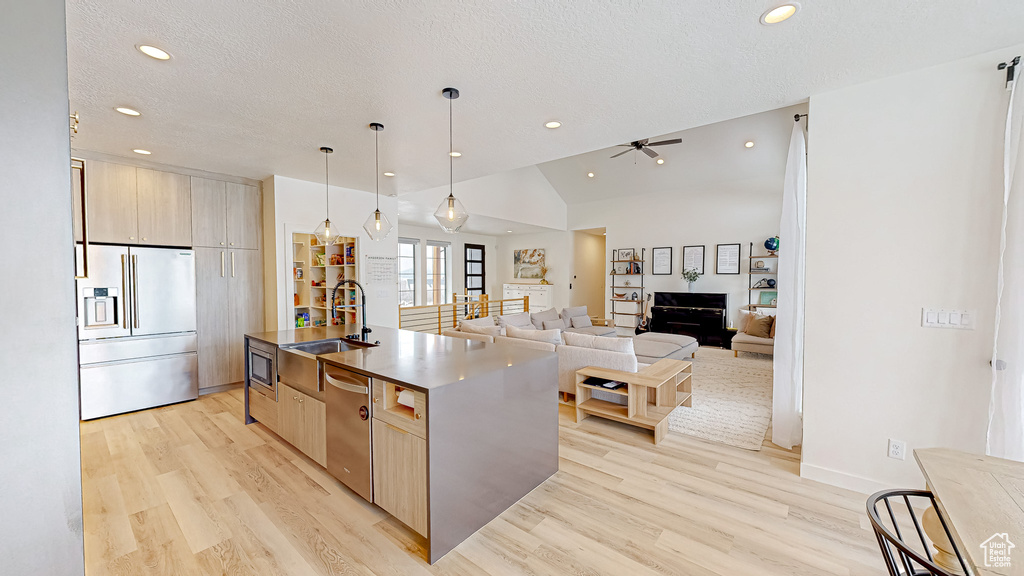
[922,308,975,330]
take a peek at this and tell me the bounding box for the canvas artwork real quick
[514,248,546,279]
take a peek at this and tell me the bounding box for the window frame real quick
[397,237,419,307]
[425,240,450,305]
[464,243,485,298]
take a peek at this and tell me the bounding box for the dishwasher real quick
[323,366,373,502]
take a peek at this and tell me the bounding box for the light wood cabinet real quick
[195,248,232,391]
[136,168,192,246]
[227,182,260,249]
[279,383,326,466]
[227,249,264,383]
[191,178,259,249]
[372,418,428,536]
[86,161,138,243]
[190,177,227,247]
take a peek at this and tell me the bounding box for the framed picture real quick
[682,245,705,275]
[513,248,545,279]
[716,243,741,275]
[760,291,778,305]
[652,247,672,275]
[618,248,634,261]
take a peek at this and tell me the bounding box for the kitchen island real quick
[242,325,558,563]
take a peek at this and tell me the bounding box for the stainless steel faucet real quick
[331,279,372,341]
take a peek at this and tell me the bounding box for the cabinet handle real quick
[120,254,127,328]
[231,252,236,277]
[372,397,378,403]
[384,422,409,435]
[221,252,225,277]
[142,237,147,241]
[293,396,298,401]
[129,236,135,240]
[415,413,422,420]
[230,242,235,246]
[220,242,225,246]
[131,255,139,328]
[298,398,304,403]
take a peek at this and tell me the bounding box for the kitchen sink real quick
[283,339,354,356]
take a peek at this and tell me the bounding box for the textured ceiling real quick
[67,0,1024,196]
[539,104,807,205]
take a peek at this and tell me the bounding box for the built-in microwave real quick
[247,340,277,398]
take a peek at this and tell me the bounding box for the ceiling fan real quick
[610,137,682,159]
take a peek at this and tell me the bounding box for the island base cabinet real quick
[372,418,428,537]
[278,383,326,467]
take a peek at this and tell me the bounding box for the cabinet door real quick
[190,177,227,248]
[372,419,428,536]
[278,383,304,448]
[226,183,260,249]
[195,247,231,390]
[303,396,326,467]
[86,161,138,243]
[137,168,192,246]
[227,249,264,384]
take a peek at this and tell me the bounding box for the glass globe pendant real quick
[314,146,341,245]
[435,87,469,233]
[363,123,393,241]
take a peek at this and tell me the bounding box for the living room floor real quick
[80,389,883,575]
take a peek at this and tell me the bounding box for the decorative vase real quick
[688,281,695,293]
[540,278,550,285]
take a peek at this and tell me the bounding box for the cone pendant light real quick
[313,146,341,245]
[363,122,393,240]
[434,87,469,233]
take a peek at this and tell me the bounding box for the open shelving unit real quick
[747,241,778,310]
[609,248,646,328]
[291,232,360,328]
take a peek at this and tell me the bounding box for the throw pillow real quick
[530,307,560,329]
[507,325,562,346]
[562,332,597,348]
[459,316,495,330]
[461,323,502,338]
[495,311,532,329]
[736,309,753,333]
[542,319,563,330]
[745,314,773,339]
[770,315,777,339]
[570,315,593,328]
[563,331,634,354]
[561,305,588,329]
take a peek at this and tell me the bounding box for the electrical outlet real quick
[888,439,907,461]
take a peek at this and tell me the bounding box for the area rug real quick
[668,348,773,451]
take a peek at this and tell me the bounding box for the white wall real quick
[396,224,498,302]
[800,44,1021,492]
[570,186,783,328]
[264,175,399,330]
[495,231,575,310]
[572,231,606,316]
[0,0,85,573]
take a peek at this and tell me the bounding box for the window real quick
[465,244,485,298]
[426,241,449,305]
[398,238,418,307]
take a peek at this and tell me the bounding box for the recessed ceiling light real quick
[760,3,799,25]
[133,149,151,155]
[745,141,755,148]
[449,151,461,157]
[656,158,665,164]
[587,172,595,178]
[545,121,561,129]
[383,172,395,177]
[506,230,513,233]
[115,107,141,116]
[136,44,171,60]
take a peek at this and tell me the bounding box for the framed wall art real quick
[652,247,672,275]
[716,243,741,275]
[682,245,705,275]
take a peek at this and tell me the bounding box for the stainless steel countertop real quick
[245,325,555,392]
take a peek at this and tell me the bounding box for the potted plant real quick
[682,268,699,292]
[539,265,551,285]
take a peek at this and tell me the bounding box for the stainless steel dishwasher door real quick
[324,368,373,502]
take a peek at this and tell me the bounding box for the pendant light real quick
[363,122,393,240]
[313,146,341,245]
[434,87,469,233]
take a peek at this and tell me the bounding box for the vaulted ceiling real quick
[67,0,1024,197]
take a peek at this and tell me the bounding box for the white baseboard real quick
[800,462,892,495]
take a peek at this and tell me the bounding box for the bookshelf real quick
[747,241,778,310]
[609,248,646,328]
[291,232,360,328]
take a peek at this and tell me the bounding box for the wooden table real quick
[575,358,691,444]
[915,448,1024,576]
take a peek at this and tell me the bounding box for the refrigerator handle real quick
[231,252,236,277]
[131,254,140,329]
[120,254,128,329]
[221,252,225,278]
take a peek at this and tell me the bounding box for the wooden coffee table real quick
[574,358,692,444]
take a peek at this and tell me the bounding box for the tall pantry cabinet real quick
[191,177,264,390]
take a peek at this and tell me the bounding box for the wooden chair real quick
[866,489,969,576]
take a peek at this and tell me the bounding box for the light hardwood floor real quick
[80,389,884,575]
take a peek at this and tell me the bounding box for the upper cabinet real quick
[137,168,192,246]
[85,161,138,244]
[192,178,260,249]
[85,160,192,246]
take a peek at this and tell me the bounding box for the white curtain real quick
[987,75,1024,461]
[772,120,807,450]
